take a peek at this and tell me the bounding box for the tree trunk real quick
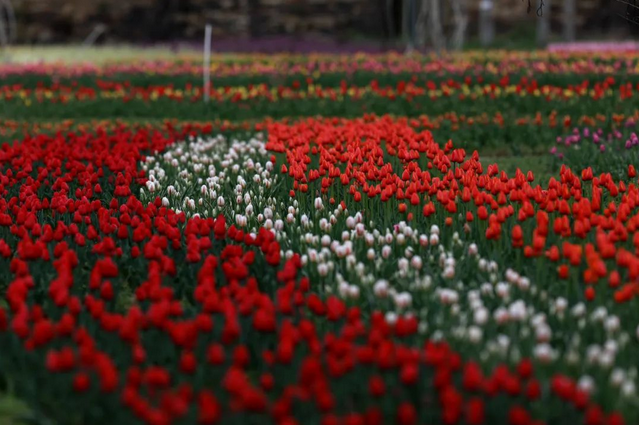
[536,0,550,47]
[428,0,445,52]
[385,0,396,38]
[415,0,428,49]
[0,1,9,49]
[402,0,409,47]
[450,0,467,50]
[563,0,575,41]
[403,0,418,52]
[479,0,494,47]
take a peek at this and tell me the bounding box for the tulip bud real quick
[374,280,389,297]
[317,263,329,277]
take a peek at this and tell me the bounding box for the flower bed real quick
[2,51,639,425]
[550,118,639,180]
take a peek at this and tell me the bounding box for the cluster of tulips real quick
[550,118,639,180]
[0,116,636,424]
[3,110,639,154]
[4,76,639,123]
[0,77,627,104]
[3,49,639,425]
[5,51,639,82]
[259,117,639,420]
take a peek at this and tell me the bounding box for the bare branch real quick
[617,0,639,25]
[617,0,639,10]
[523,0,545,16]
[617,12,639,25]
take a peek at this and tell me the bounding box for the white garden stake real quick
[203,24,212,103]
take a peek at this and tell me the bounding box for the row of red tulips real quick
[0,77,624,103]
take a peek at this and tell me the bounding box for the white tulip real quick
[474,308,489,325]
[385,312,398,325]
[317,263,329,277]
[610,369,625,387]
[468,326,483,343]
[605,316,620,333]
[348,285,360,299]
[374,280,389,298]
[534,343,555,363]
[535,324,552,342]
[622,381,636,398]
[577,376,595,395]
[555,297,568,313]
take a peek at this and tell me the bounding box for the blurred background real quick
[0,0,636,54]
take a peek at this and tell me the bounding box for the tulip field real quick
[1,50,639,425]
